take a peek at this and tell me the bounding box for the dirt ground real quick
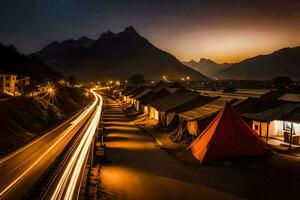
[99,97,300,200]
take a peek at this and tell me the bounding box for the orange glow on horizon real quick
[148,26,300,63]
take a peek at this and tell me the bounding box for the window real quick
[5,77,9,80]
[283,121,295,134]
[5,83,10,87]
[254,125,259,131]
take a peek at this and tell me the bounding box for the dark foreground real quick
[99,97,300,200]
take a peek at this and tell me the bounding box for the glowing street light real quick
[181,77,185,81]
[162,75,167,82]
[186,76,190,80]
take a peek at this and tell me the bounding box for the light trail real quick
[0,90,99,199]
[50,91,103,200]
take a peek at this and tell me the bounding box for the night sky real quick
[1,0,300,63]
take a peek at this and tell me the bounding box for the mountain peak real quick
[36,26,208,81]
[99,31,115,40]
[124,26,138,34]
[199,58,217,64]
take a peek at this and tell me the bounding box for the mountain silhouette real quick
[0,43,61,81]
[182,58,232,77]
[215,47,300,80]
[36,26,208,81]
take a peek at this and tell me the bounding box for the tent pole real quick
[289,122,293,150]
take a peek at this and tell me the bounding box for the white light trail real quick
[0,90,99,199]
[51,90,103,200]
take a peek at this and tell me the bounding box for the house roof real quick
[178,97,242,121]
[122,87,138,96]
[150,81,184,92]
[243,103,300,123]
[149,89,200,112]
[134,88,152,100]
[278,93,300,103]
[170,96,217,114]
[139,88,172,105]
[128,87,147,98]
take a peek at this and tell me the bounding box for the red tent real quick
[189,103,270,163]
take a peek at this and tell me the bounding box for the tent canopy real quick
[149,89,200,112]
[243,103,300,123]
[139,88,172,105]
[189,103,270,163]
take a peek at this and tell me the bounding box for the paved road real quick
[100,97,241,200]
[0,90,101,200]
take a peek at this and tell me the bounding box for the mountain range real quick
[182,58,232,77]
[216,47,300,80]
[0,43,61,82]
[183,47,300,81]
[36,27,208,81]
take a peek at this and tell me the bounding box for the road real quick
[0,90,103,200]
[100,97,241,200]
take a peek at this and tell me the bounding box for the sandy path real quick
[99,97,241,200]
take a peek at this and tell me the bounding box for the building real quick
[242,93,300,149]
[0,74,30,95]
[0,74,18,95]
[243,103,300,148]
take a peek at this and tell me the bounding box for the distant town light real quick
[186,76,190,80]
[181,77,185,81]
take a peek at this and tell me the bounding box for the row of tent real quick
[115,82,299,163]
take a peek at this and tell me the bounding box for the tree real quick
[128,74,145,86]
[271,76,293,88]
[68,75,77,87]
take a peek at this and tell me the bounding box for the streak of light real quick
[51,90,103,200]
[0,89,99,198]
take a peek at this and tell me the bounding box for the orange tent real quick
[189,103,270,163]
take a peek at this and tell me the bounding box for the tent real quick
[149,89,201,127]
[139,88,172,114]
[170,97,236,143]
[189,103,270,163]
[133,88,152,111]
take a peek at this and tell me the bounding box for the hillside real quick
[182,58,232,77]
[0,86,90,154]
[36,27,208,81]
[215,47,300,80]
[0,43,62,81]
